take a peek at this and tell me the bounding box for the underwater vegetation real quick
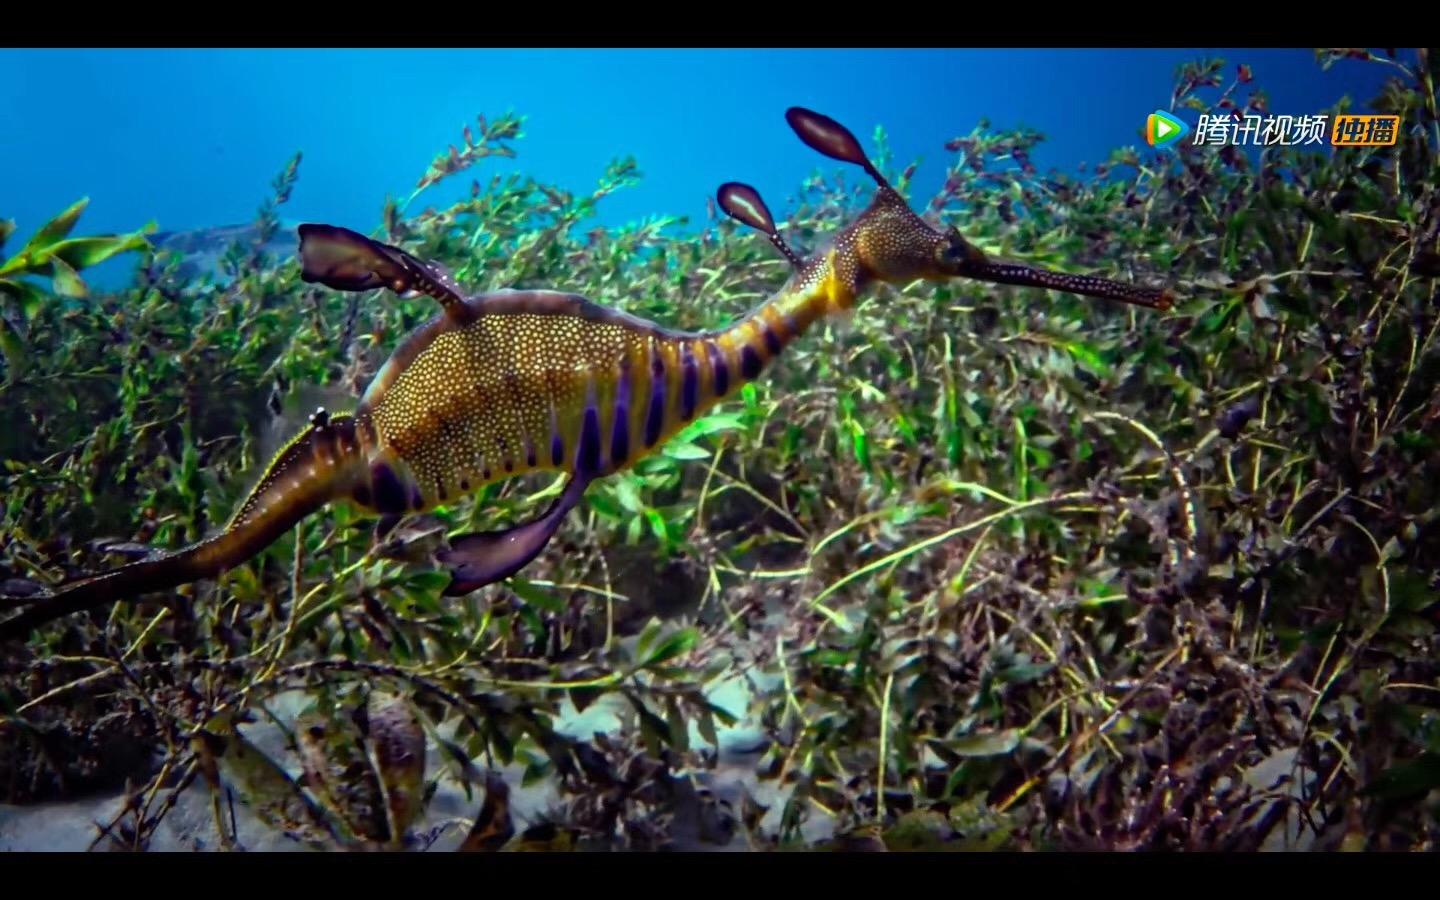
[2,49,1440,851]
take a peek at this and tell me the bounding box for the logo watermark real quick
[1150,112,1401,148]
[1145,110,1191,147]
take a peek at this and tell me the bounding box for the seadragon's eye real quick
[935,232,971,269]
[939,226,990,272]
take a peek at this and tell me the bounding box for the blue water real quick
[0,48,1401,289]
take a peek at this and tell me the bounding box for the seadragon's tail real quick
[0,414,367,642]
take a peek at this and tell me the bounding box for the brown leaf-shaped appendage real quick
[297,224,468,318]
[199,725,337,848]
[785,107,885,186]
[297,224,403,293]
[296,711,388,845]
[366,692,427,846]
[458,770,514,852]
[190,729,224,790]
[717,182,777,235]
[717,182,802,268]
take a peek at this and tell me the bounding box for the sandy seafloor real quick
[0,669,852,852]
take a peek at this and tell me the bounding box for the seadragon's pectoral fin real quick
[436,476,590,596]
[297,224,472,321]
[374,514,404,545]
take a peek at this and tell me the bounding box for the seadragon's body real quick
[351,282,831,519]
[0,107,1172,640]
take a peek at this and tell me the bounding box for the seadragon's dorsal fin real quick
[297,224,472,322]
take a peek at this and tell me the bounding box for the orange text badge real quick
[1331,115,1401,147]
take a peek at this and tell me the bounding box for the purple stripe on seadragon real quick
[681,342,698,421]
[371,461,410,514]
[550,402,565,467]
[645,350,666,447]
[578,399,602,476]
[611,358,632,466]
[741,344,763,381]
[498,435,515,473]
[706,340,730,397]
[761,320,782,356]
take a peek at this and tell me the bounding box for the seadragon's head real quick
[718,106,1174,312]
